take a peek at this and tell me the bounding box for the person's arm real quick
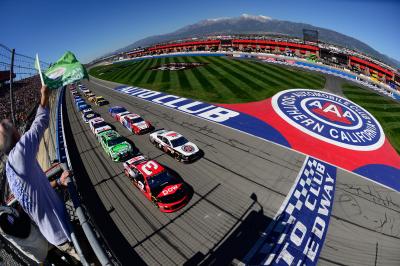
[19,85,50,158]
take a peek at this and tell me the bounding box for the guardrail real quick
[56,86,112,265]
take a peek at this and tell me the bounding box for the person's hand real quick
[40,85,49,108]
[59,170,71,186]
[40,85,49,96]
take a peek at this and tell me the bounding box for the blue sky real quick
[1,0,399,64]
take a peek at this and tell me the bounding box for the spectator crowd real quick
[0,75,41,129]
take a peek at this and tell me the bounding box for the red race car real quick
[121,113,153,134]
[123,155,190,212]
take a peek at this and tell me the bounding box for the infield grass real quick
[342,83,400,154]
[89,56,325,103]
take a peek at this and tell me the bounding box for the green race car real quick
[98,130,133,161]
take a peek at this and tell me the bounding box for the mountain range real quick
[107,14,400,69]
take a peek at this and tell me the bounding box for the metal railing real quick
[57,86,112,265]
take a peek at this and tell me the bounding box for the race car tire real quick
[175,153,182,162]
[152,199,159,208]
[124,169,129,177]
[150,137,155,144]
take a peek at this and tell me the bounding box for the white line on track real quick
[90,77,397,192]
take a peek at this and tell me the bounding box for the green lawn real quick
[342,83,400,154]
[89,56,326,103]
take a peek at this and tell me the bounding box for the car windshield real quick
[108,137,124,146]
[94,122,107,128]
[148,170,179,194]
[129,117,144,124]
[170,136,189,147]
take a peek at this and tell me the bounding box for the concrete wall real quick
[37,89,58,170]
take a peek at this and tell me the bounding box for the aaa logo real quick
[272,89,385,151]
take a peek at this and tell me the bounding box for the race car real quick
[149,130,200,162]
[82,111,99,123]
[116,111,131,123]
[88,95,97,103]
[82,90,91,96]
[89,118,112,135]
[73,95,80,100]
[77,102,91,112]
[96,99,109,106]
[108,106,128,119]
[122,113,153,134]
[98,130,133,162]
[81,108,93,114]
[86,92,95,99]
[123,155,190,212]
[74,95,84,101]
[94,96,109,106]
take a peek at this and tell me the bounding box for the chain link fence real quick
[0,43,49,131]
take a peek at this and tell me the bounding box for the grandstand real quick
[98,34,399,91]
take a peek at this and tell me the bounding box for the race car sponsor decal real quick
[244,157,337,265]
[182,144,194,152]
[158,184,182,197]
[272,89,385,151]
[113,86,290,147]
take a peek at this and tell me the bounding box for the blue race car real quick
[75,99,85,108]
[108,106,127,119]
[75,97,84,103]
[77,102,91,111]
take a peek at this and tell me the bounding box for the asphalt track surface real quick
[65,74,400,265]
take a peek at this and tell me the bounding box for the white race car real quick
[149,130,201,162]
[89,117,112,135]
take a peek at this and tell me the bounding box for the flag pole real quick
[36,53,45,86]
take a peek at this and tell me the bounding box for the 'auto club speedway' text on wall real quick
[114,85,400,192]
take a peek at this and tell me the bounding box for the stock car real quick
[123,155,190,212]
[82,108,93,114]
[94,96,109,106]
[149,130,200,162]
[83,90,92,97]
[82,111,99,123]
[121,113,153,134]
[89,118,112,135]
[108,106,128,119]
[86,92,95,99]
[88,95,97,103]
[77,102,91,112]
[98,130,133,161]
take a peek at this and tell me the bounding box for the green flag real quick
[36,51,88,89]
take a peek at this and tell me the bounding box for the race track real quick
[64,76,400,265]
